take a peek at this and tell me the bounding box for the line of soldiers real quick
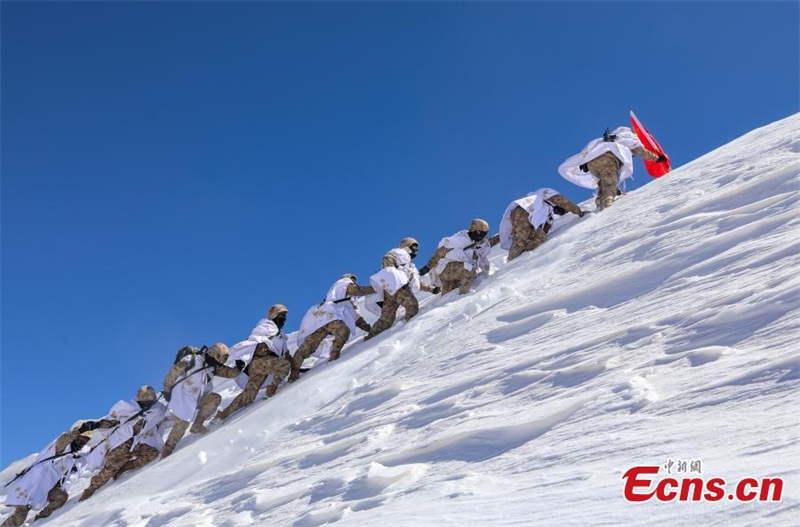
[2,124,661,526]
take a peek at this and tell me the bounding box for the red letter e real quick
[623,466,660,502]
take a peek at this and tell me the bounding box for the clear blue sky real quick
[1,2,797,467]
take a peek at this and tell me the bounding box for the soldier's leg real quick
[80,440,134,500]
[289,325,332,383]
[217,371,267,420]
[292,325,330,369]
[355,316,371,333]
[588,152,622,210]
[191,392,222,434]
[596,168,619,209]
[263,356,291,397]
[439,261,465,295]
[161,417,190,458]
[508,206,534,260]
[397,286,419,321]
[115,444,159,479]
[327,320,351,361]
[366,291,400,339]
[522,227,548,253]
[455,266,475,295]
[1,505,31,527]
[34,484,68,520]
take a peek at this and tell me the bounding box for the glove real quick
[162,390,172,402]
[418,265,430,276]
[204,352,221,368]
[578,210,586,218]
[656,155,667,163]
[235,359,246,371]
[579,163,589,173]
[431,286,441,295]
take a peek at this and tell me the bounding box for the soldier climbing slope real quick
[160,343,244,458]
[419,219,499,295]
[2,420,115,526]
[558,125,664,210]
[216,305,292,421]
[79,386,167,501]
[364,252,419,340]
[499,190,585,261]
[289,274,374,383]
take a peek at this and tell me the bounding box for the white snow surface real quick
[2,114,799,526]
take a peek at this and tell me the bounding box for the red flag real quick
[630,111,671,177]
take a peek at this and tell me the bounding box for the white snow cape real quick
[297,278,361,353]
[365,248,420,317]
[499,188,559,250]
[84,400,167,471]
[167,356,215,422]
[558,126,645,189]
[228,318,288,393]
[433,230,493,276]
[228,318,287,363]
[4,438,90,508]
[370,267,409,296]
[388,248,423,292]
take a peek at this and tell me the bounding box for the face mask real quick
[408,244,419,259]
[138,400,156,411]
[468,230,487,242]
[273,313,287,329]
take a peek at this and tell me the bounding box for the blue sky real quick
[1,2,797,467]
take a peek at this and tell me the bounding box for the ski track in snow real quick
[2,114,799,526]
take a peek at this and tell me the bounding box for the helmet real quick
[469,218,489,233]
[267,304,289,320]
[399,237,419,249]
[340,273,357,282]
[135,385,157,402]
[208,342,229,363]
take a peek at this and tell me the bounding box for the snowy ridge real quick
[2,113,799,526]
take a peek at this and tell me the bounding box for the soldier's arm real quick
[213,364,243,379]
[549,194,583,216]
[54,429,83,454]
[346,283,375,297]
[487,233,500,247]
[162,362,190,392]
[421,246,449,274]
[631,146,659,162]
[418,281,437,293]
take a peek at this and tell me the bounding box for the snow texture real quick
[2,113,799,526]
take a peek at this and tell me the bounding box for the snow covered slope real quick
[2,114,799,526]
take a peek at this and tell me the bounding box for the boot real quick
[264,384,278,398]
[190,422,209,434]
[113,461,134,481]
[79,488,95,502]
[287,363,301,383]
